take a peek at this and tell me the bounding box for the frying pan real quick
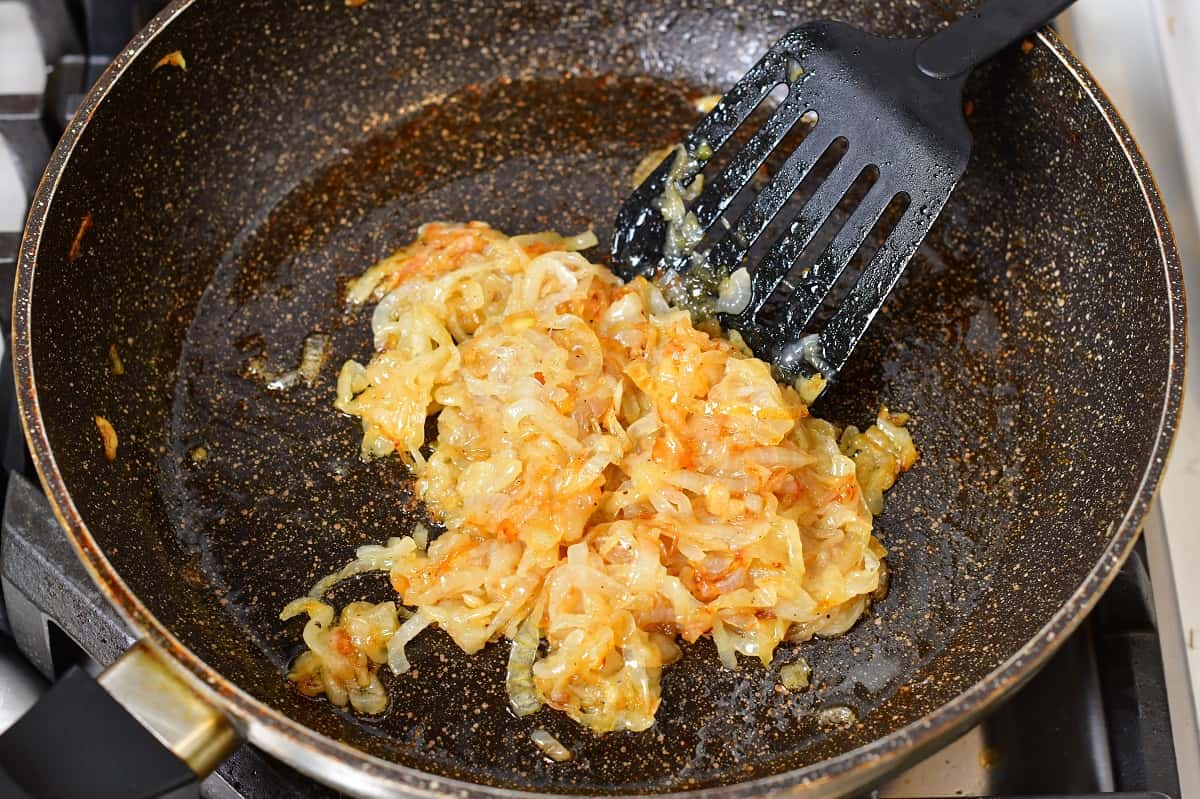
[9,0,1185,796]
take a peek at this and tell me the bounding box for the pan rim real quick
[11,2,1186,797]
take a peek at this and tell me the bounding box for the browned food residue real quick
[95,416,118,461]
[345,0,367,6]
[154,50,187,71]
[1021,39,1035,54]
[68,214,93,261]
[108,343,125,375]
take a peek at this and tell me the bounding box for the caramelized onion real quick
[283,223,916,733]
[530,729,572,762]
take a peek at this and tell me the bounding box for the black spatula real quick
[612,0,1078,396]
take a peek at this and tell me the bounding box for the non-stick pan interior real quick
[22,0,1181,793]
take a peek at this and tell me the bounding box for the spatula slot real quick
[769,181,903,335]
[734,137,849,280]
[745,136,850,266]
[766,82,789,107]
[698,117,833,267]
[689,99,820,236]
[804,191,912,329]
[692,74,805,191]
[755,163,882,325]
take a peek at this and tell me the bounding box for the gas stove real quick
[0,1,1193,797]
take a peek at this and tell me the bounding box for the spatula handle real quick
[915,0,1080,79]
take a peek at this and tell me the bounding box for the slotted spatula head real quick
[613,1,1076,394]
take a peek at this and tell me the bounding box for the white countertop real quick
[0,1,44,234]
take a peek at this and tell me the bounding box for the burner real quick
[0,1,1189,797]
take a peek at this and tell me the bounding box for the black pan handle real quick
[0,641,238,798]
[915,0,1080,80]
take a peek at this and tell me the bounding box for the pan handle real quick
[0,639,239,798]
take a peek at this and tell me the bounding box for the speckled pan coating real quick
[12,0,1185,797]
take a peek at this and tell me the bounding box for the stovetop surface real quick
[0,1,1188,797]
